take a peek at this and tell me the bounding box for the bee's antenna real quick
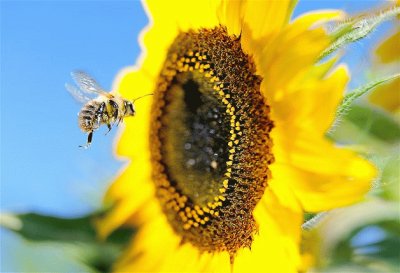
[132,93,153,103]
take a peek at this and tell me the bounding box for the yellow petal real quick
[270,65,349,135]
[96,165,154,238]
[114,210,224,273]
[113,215,180,272]
[242,0,297,39]
[146,0,220,31]
[123,198,161,227]
[272,128,376,212]
[244,9,341,100]
[114,69,153,158]
[291,9,345,30]
[217,0,246,36]
[235,190,302,273]
[254,26,330,107]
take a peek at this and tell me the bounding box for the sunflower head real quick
[97,1,376,272]
[150,26,274,257]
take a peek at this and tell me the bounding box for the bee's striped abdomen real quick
[78,100,100,132]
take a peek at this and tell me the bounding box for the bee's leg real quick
[105,123,112,135]
[96,102,106,127]
[116,117,123,126]
[79,131,93,149]
[107,108,118,132]
[96,115,101,127]
[110,100,119,124]
[105,100,119,135]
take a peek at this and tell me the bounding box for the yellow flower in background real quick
[368,0,400,116]
[375,28,400,64]
[97,0,375,272]
[369,24,400,115]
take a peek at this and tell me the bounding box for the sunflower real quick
[96,1,375,272]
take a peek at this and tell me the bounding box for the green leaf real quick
[1,213,94,242]
[330,104,400,148]
[320,6,400,59]
[347,104,399,142]
[369,153,400,201]
[0,212,135,273]
[0,212,133,244]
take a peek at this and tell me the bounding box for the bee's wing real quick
[71,71,112,98]
[65,83,91,104]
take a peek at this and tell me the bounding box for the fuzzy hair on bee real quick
[66,71,151,148]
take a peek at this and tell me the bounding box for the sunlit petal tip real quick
[241,0,297,39]
[292,9,346,28]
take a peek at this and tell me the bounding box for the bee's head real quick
[126,94,153,116]
[125,101,136,116]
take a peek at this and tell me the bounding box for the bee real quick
[66,71,152,148]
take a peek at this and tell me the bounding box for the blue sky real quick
[0,0,392,271]
[1,1,146,216]
[1,1,146,270]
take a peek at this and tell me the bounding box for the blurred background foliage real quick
[1,1,399,272]
[1,211,135,272]
[304,9,400,271]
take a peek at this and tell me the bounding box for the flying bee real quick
[66,71,152,148]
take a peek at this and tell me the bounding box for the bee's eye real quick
[129,103,135,113]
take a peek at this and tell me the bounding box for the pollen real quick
[150,26,274,258]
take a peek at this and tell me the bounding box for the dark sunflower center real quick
[150,26,274,258]
[161,73,229,206]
